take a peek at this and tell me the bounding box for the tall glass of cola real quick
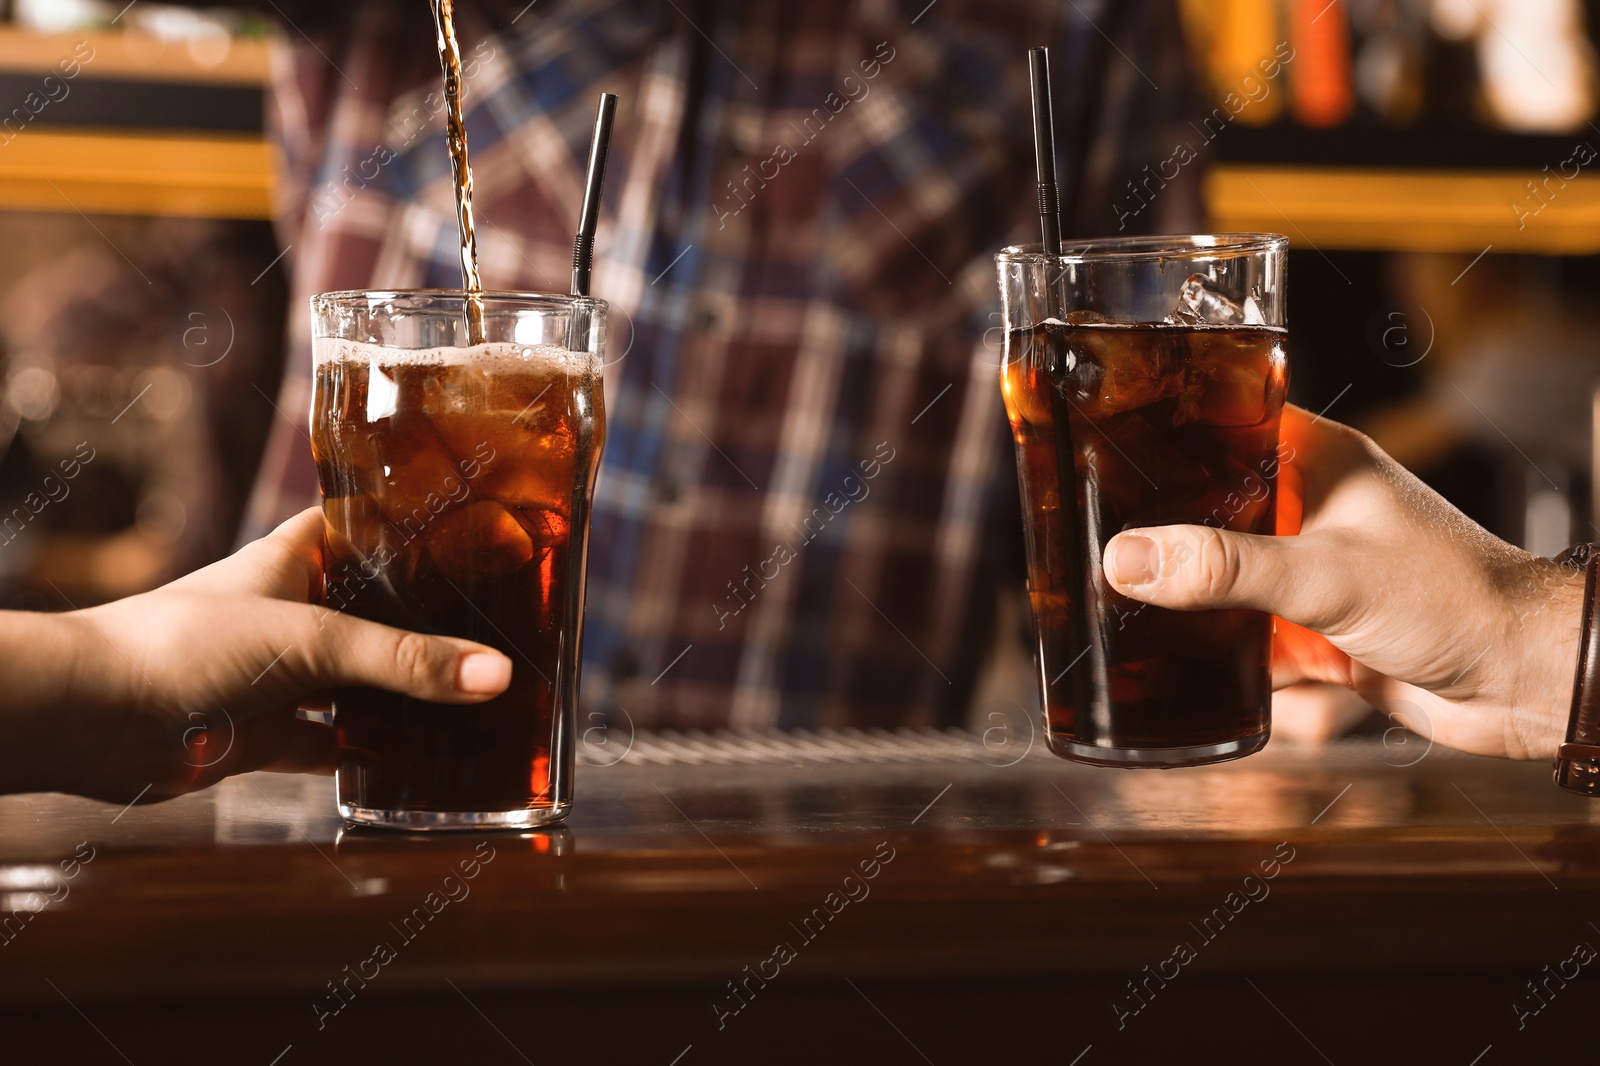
[310,290,605,828]
[996,235,1289,768]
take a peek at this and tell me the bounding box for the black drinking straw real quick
[1027,46,1101,718]
[1028,47,1062,255]
[571,92,618,298]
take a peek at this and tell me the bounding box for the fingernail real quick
[1107,534,1160,587]
[457,652,512,694]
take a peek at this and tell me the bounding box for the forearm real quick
[0,611,100,793]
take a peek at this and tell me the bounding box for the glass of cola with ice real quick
[311,290,605,828]
[996,235,1289,767]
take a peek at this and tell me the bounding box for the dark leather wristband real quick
[1554,553,1600,795]
[1555,542,1600,571]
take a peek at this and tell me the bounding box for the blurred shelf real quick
[0,129,274,219]
[1207,165,1600,254]
[3,131,1597,245]
[0,26,270,85]
[1214,123,1595,170]
[0,25,272,219]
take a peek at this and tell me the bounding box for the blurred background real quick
[0,0,1598,608]
[1185,0,1600,562]
[0,0,282,610]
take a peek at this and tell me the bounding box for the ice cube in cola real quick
[1173,272,1252,326]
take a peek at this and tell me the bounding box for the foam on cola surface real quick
[310,337,592,378]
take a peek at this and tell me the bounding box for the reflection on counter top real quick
[2,729,1599,1064]
[0,727,1591,854]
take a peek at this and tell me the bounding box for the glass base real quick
[1047,728,1269,769]
[339,802,571,831]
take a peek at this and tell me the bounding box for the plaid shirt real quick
[249,0,1203,730]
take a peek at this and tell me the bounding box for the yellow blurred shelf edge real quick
[1208,165,1600,254]
[0,135,1596,253]
[0,129,274,220]
[0,26,271,84]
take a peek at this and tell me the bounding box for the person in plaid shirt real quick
[248,0,1205,732]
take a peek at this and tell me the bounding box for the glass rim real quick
[311,288,607,314]
[997,233,1287,264]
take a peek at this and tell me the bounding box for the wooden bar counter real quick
[2,728,1597,1064]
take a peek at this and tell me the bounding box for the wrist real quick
[1507,558,1588,760]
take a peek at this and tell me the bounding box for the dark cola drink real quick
[430,0,486,343]
[312,334,603,826]
[1001,319,1288,765]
